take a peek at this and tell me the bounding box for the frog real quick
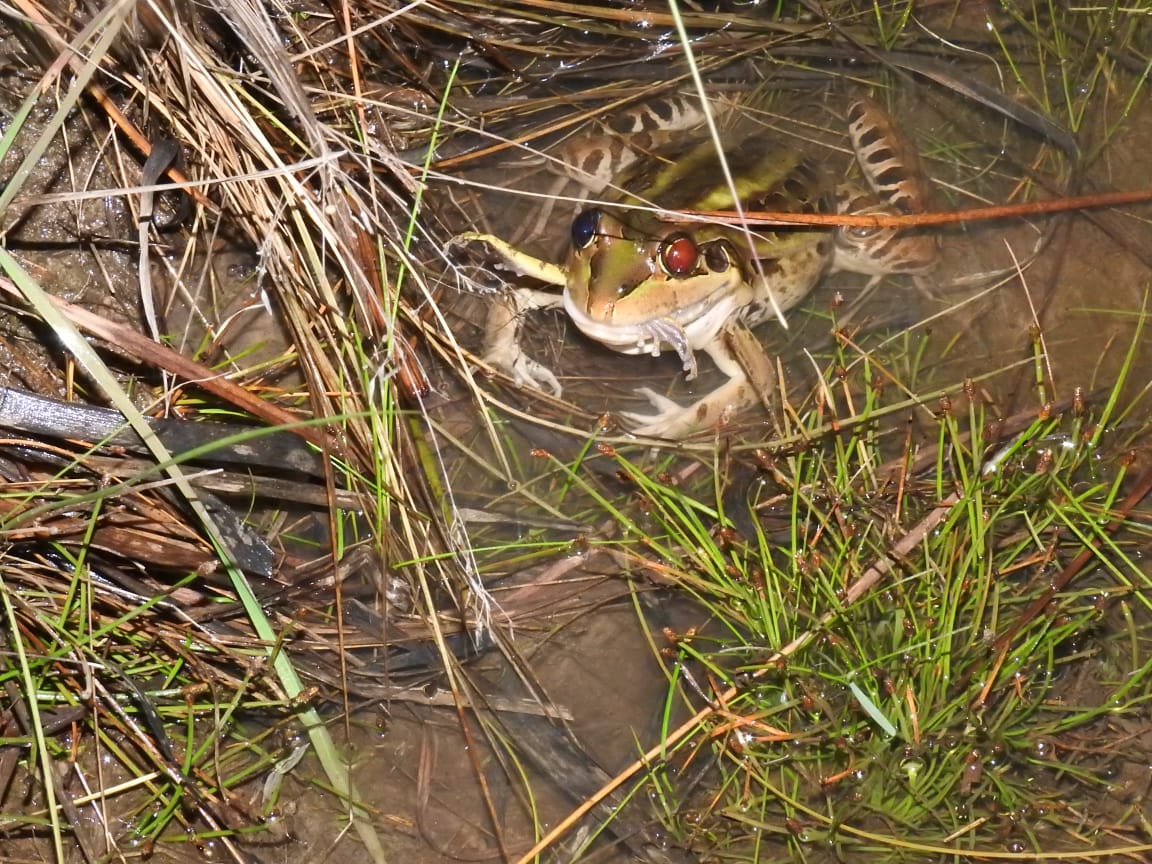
[452,95,936,439]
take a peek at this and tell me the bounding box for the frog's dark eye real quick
[659,233,698,276]
[703,240,735,272]
[571,208,602,249]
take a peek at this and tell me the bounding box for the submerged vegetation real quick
[0,1,1148,862]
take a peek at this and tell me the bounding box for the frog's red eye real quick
[659,233,698,276]
[571,208,602,249]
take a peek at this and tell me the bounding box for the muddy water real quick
[405,70,1152,864]
[260,605,677,864]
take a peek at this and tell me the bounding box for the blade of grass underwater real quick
[0,581,65,860]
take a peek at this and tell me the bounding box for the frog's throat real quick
[563,289,743,367]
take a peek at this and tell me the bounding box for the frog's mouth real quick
[563,290,743,381]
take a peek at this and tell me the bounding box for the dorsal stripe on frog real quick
[550,94,731,194]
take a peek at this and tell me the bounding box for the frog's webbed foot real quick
[622,378,758,439]
[482,287,565,396]
[451,233,568,395]
[621,331,771,439]
[484,337,562,396]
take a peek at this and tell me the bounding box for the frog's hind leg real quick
[622,334,767,439]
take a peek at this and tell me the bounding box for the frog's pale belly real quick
[454,95,936,439]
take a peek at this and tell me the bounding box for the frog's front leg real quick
[451,232,568,396]
[622,330,767,439]
[451,232,567,286]
[484,286,565,395]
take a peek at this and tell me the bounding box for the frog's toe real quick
[517,358,562,396]
[621,390,696,439]
[635,387,683,415]
[483,342,563,396]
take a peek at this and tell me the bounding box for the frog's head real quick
[564,208,745,328]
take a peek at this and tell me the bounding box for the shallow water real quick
[4,5,1151,863]
[407,37,1152,864]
